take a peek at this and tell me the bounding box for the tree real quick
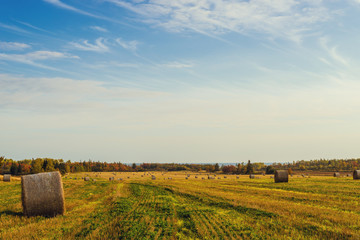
[132,163,137,171]
[245,160,253,174]
[222,165,236,174]
[45,159,55,172]
[214,163,220,172]
[10,163,18,175]
[265,165,275,174]
[31,159,43,174]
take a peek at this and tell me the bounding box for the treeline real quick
[1,156,360,176]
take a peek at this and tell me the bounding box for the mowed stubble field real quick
[1,171,360,239]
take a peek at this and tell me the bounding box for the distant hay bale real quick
[224,176,227,179]
[333,172,340,177]
[109,177,114,181]
[21,171,65,217]
[218,177,221,179]
[270,176,274,179]
[274,170,288,183]
[151,175,156,180]
[353,170,360,179]
[168,177,172,180]
[202,177,205,180]
[185,177,188,179]
[195,176,198,178]
[84,177,90,181]
[236,176,239,179]
[3,174,11,182]
[127,176,130,179]
[249,174,255,179]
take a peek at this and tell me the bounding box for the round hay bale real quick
[333,172,340,177]
[224,176,227,179]
[274,170,288,183]
[270,176,274,179]
[249,174,255,179]
[21,171,65,217]
[353,170,360,179]
[151,175,156,180]
[195,176,198,178]
[109,177,114,181]
[218,177,221,179]
[185,177,188,179]
[3,174,11,182]
[236,176,239,179]
[84,177,90,181]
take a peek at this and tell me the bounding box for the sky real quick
[1,0,360,163]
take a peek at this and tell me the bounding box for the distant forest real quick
[1,156,360,176]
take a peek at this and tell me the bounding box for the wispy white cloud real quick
[107,0,331,42]
[15,20,53,34]
[43,0,132,27]
[69,38,109,52]
[116,38,139,51]
[0,41,31,51]
[90,26,108,32]
[43,0,100,18]
[0,22,30,34]
[0,74,165,111]
[160,61,193,69]
[0,51,79,69]
[319,37,348,66]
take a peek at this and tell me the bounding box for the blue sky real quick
[1,0,360,163]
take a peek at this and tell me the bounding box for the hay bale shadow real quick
[0,210,23,217]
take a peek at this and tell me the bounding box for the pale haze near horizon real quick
[1,0,360,163]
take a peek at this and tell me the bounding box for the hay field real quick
[1,172,360,239]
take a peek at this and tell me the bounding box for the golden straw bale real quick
[21,171,65,217]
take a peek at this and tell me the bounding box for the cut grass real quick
[1,173,360,239]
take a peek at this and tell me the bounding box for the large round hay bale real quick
[353,170,360,179]
[3,174,11,182]
[84,177,90,181]
[249,174,255,179]
[151,175,156,180]
[274,170,288,183]
[21,171,65,217]
[333,172,340,177]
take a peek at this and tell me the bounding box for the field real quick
[1,172,360,239]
